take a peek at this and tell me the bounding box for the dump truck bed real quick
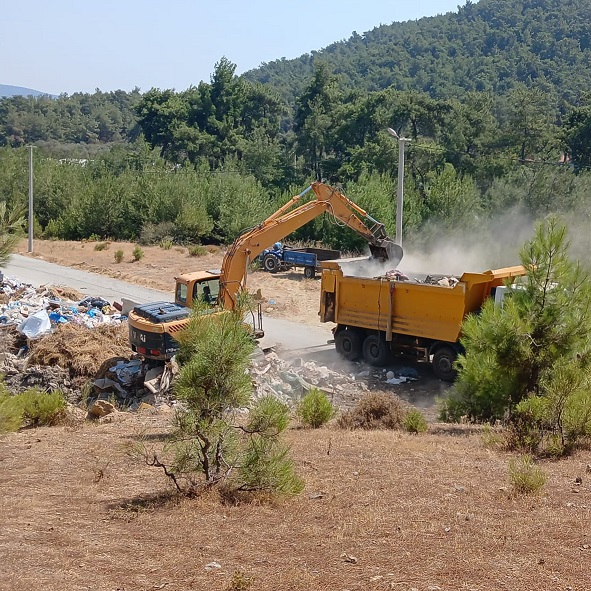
[320,262,526,343]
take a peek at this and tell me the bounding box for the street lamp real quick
[27,145,34,253]
[387,127,410,247]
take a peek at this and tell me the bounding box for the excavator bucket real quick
[369,241,403,267]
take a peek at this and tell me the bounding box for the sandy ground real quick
[17,239,325,328]
[4,241,590,591]
[0,412,589,591]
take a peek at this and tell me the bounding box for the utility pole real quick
[387,128,410,247]
[28,145,34,253]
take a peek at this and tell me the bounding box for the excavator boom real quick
[219,182,402,309]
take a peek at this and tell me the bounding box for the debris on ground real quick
[0,274,126,334]
[1,273,425,418]
[249,350,417,409]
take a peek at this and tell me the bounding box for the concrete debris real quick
[249,349,416,409]
[87,400,117,418]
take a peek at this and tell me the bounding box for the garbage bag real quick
[17,309,52,338]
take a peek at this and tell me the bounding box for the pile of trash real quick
[422,275,460,287]
[1,274,126,339]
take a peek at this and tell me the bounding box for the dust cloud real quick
[341,208,537,279]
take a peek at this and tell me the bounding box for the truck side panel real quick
[332,275,470,343]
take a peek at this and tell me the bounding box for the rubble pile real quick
[249,351,417,409]
[1,356,78,402]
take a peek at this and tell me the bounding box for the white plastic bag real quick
[17,309,51,338]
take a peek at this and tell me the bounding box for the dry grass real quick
[338,392,406,430]
[27,323,130,377]
[47,285,85,301]
[0,414,589,591]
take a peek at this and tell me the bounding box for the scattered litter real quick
[204,562,222,570]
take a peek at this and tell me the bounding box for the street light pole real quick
[387,128,410,247]
[27,145,34,253]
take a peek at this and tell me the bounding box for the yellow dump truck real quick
[319,261,526,381]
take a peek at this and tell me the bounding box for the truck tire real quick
[335,329,362,361]
[432,346,458,382]
[263,254,279,273]
[362,334,391,366]
[304,266,316,279]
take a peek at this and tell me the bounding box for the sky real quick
[3,0,466,95]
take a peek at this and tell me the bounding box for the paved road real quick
[3,254,334,354]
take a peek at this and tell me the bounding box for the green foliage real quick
[0,383,24,433]
[93,241,109,251]
[0,200,25,266]
[0,385,66,433]
[508,455,547,496]
[247,395,290,436]
[403,409,428,434]
[19,389,66,427]
[338,393,405,430]
[188,244,207,257]
[132,245,144,261]
[159,238,173,250]
[238,436,304,495]
[143,309,301,497]
[114,249,124,263]
[297,388,335,428]
[442,217,591,455]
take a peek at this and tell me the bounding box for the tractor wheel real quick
[263,255,279,273]
[304,266,316,279]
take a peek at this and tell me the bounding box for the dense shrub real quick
[338,393,405,430]
[297,389,335,428]
[0,385,66,432]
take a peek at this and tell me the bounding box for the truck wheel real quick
[432,346,458,382]
[304,266,316,279]
[263,255,279,273]
[362,334,391,366]
[335,330,362,361]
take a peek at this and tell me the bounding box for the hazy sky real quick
[3,0,466,95]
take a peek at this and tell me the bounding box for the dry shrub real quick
[28,323,130,378]
[338,392,405,430]
[48,286,85,301]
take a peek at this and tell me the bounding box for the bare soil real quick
[4,240,590,590]
[17,239,325,328]
[1,413,590,591]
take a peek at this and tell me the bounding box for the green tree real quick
[442,218,591,452]
[142,305,303,496]
[294,63,340,180]
[563,97,591,172]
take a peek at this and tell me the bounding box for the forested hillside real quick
[244,0,591,105]
[1,0,591,258]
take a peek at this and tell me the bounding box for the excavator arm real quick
[219,182,403,310]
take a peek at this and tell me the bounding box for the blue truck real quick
[259,243,341,279]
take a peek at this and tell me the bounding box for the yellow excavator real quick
[128,182,402,360]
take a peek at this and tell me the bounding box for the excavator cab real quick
[174,271,221,308]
